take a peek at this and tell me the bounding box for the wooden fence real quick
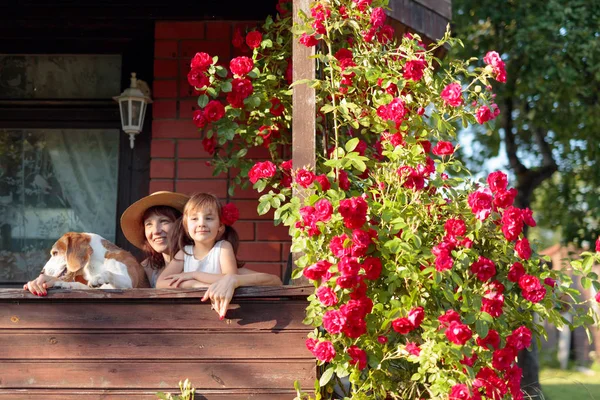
[0,286,314,399]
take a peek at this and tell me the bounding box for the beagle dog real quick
[41,232,150,289]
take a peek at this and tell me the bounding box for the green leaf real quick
[257,200,271,215]
[345,137,360,152]
[220,81,232,93]
[197,94,209,108]
[215,66,228,78]
[319,367,334,387]
[475,319,489,339]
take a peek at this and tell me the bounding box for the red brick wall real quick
[151,21,291,279]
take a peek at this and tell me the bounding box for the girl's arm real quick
[218,240,238,275]
[23,273,58,296]
[237,267,283,286]
[155,251,185,288]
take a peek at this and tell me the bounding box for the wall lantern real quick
[113,72,153,148]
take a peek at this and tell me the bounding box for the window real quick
[0,54,122,285]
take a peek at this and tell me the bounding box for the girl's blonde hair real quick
[169,193,243,267]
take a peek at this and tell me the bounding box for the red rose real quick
[315,174,331,191]
[347,345,367,369]
[468,187,493,220]
[190,52,213,70]
[432,141,455,156]
[392,317,414,334]
[595,291,600,303]
[337,170,350,190]
[403,59,427,81]
[314,341,336,362]
[323,309,346,334]
[295,168,316,188]
[522,208,537,227]
[544,277,556,287]
[370,7,386,28]
[460,352,478,367]
[438,309,461,328]
[440,82,463,107]
[449,384,471,400]
[314,198,333,222]
[405,342,421,356]
[245,30,262,49]
[362,257,382,280]
[338,196,368,229]
[477,329,500,350]
[492,347,516,371]
[187,68,209,89]
[334,48,353,61]
[408,306,425,328]
[596,236,600,252]
[445,321,472,345]
[220,203,239,226]
[376,25,394,44]
[508,262,525,282]
[470,256,497,282]
[397,166,425,191]
[487,170,508,193]
[202,136,217,155]
[232,27,244,49]
[317,286,338,306]
[203,100,225,122]
[518,274,541,292]
[329,234,351,258]
[445,218,466,238]
[506,326,532,351]
[377,335,388,344]
[338,256,361,277]
[494,188,517,209]
[303,260,332,281]
[248,160,276,184]
[299,33,318,47]
[481,294,504,317]
[229,56,254,76]
[193,110,207,128]
[476,105,494,124]
[484,51,507,83]
[305,338,317,353]
[269,97,285,117]
[515,238,531,259]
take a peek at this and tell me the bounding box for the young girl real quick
[156,193,241,289]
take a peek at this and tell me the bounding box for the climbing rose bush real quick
[189,0,600,398]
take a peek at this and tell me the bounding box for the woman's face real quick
[144,212,174,254]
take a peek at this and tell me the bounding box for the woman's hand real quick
[162,272,197,288]
[23,274,56,296]
[201,274,240,319]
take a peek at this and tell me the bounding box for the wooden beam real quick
[292,0,316,178]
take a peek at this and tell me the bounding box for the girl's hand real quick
[201,274,239,319]
[163,272,196,288]
[23,274,56,296]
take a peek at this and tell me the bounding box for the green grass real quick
[539,368,600,400]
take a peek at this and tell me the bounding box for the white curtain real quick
[46,129,119,241]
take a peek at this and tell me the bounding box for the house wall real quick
[150,21,291,279]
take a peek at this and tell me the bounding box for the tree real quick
[451,0,600,396]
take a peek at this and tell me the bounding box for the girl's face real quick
[186,206,224,246]
[144,213,175,254]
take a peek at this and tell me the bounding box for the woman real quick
[25,191,282,318]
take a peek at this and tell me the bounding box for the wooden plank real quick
[0,302,309,330]
[411,0,452,20]
[0,361,316,390]
[0,331,311,360]
[0,389,298,400]
[0,286,312,300]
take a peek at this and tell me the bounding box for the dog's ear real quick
[63,233,93,272]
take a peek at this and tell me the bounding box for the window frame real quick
[0,24,154,287]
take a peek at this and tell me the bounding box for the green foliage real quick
[188,0,600,398]
[451,0,600,246]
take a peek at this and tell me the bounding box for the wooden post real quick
[291,0,316,285]
[292,0,316,177]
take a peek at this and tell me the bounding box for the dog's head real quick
[42,232,93,278]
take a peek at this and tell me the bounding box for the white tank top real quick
[182,241,223,274]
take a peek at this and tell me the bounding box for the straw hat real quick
[120,191,189,250]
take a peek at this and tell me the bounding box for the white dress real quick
[182,241,223,274]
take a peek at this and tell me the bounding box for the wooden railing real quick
[0,286,314,399]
